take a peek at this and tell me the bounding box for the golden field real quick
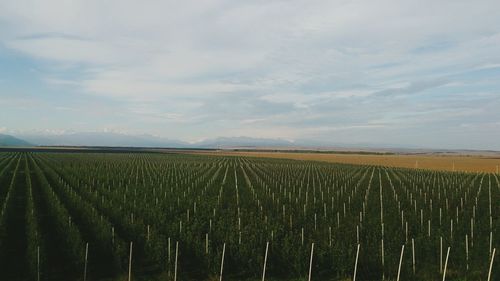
[193,150,500,173]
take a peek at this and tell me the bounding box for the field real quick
[192,151,500,173]
[0,151,498,281]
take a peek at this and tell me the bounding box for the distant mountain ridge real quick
[0,134,32,147]
[14,132,294,148]
[12,132,298,148]
[195,136,294,148]
[16,132,187,148]
[7,131,500,153]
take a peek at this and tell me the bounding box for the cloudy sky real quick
[1,0,500,149]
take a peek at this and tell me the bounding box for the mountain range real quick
[3,132,498,153]
[0,134,33,147]
[3,132,294,148]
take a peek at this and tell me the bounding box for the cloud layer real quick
[1,0,500,149]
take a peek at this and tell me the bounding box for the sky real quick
[1,0,500,149]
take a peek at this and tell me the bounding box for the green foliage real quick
[0,151,497,281]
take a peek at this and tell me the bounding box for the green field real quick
[0,151,497,280]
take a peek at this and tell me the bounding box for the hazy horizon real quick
[1,0,500,150]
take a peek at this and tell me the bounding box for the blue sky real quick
[1,0,500,149]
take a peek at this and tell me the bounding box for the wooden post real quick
[128,242,133,281]
[174,241,179,281]
[412,238,415,275]
[381,239,385,280]
[308,243,314,281]
[262,242,269,281]
[450,220,453,241]
[84,242,89,281]
[442,247,450,281]
[440,237,443,274]
[397,245,405,281]
[353,244,360,281]
[168,237,171,271]
[205,233,209,254]
[471,218,474,247]
[301,227,304,246]
[329,226,332,247]
[405,222,408,243]
[489,177,493,231]
[487,248,496,281]
[147,225,150,242]
[37,246,40,281]
[356,225,359,245]
[465,235,469,271]
[219,243,226,281]
[490,232,493,257]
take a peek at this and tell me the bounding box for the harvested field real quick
[193,151,500,173]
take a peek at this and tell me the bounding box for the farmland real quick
[193,150,500,173]
[0,151,498,281]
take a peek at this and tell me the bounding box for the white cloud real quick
[82,76,256,100]
[1,0,500,148]
[6,36,120,64]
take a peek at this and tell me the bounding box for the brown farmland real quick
[194,150,500,173]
